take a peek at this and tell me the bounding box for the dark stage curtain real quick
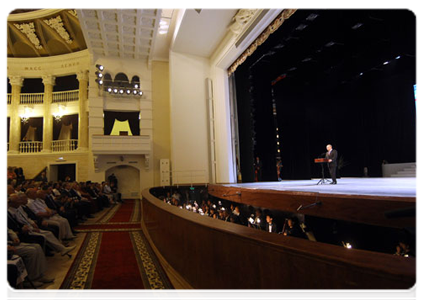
[52,114,79,140]
[20,117,43,141]
[103,111,140,136]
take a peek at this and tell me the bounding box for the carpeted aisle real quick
[90,231,145,289]
[60,199,173,289]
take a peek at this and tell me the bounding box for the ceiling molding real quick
[8,9,65,22]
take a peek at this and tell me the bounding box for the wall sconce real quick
[20,106,33,124]
[53,104,67,122]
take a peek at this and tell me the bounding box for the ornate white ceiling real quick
[76,9,161,61]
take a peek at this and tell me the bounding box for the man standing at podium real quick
[325,144,338,184]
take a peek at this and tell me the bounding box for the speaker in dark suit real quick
[325,144,338,184]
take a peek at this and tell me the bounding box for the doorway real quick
[49,163,76,182]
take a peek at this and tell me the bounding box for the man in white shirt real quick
[8,193,76,256]
[26,189,75,241]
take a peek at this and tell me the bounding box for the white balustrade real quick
[7,93,11,104]
[51,139,78,152]
[19,141,43,153]
[52,89,79,103]
[20,93,44,104]
[91,135,151,155]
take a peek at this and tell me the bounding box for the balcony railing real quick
[52,90,79,103]
[7,94,11,104]
[91,135,151,155]
[52,139,78,152]
[19,141,43,153]
[20,93,44,104]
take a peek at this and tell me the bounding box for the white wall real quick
[169,51,210,184]
[105,165,141,199]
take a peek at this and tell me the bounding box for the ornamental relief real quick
[13,22,43,49]
[229,9,257,35]
[43,15,73,44]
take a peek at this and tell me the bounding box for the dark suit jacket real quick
[326,149,338,166]
[266,223,278,233]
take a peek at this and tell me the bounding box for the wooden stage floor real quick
[219,177,416,198]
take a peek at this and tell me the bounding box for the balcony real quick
[91,135,151,155]
[12,140,79,154]
[19,141,43,153]
[20,93,44,105]
[52,89,79,103]
[52,139,78,152]
[7,94,11,105]
[8,89,81,105]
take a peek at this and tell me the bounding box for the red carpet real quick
[109,200,137,222]
[90,231,144,289]
[61,200,173,289]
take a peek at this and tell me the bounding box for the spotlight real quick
[113,88,118,94]
[126,89,131,94]
[133,90,138,95]
[119,89,124,94]
[96,64,104,71]
[139,90,143,96]
[96,79,103,85]
[396,55,401,59]
[134,84,139,88]
[359,72,363,76]
[107,87,112,93]
[383,61,389,65]
[95,71,103,78]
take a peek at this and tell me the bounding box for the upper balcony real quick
[91,135,151,155]
[8,89,81,105]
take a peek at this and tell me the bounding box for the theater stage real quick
[208,177,416,228]
[219,177,416,198]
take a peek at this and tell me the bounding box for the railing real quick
[20,93,44,104]
[142,188,416,289]
[7,93,11,104]
[52,89,79,103]
[52,139,78,152]
[91,135,151,154]
[19,141,43,153]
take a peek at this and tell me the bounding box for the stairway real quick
[390,163,416,177]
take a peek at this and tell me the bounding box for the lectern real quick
[314,158,330,185]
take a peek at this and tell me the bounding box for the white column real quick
[41,75,55,152]
[8,76,24,154]
[77,70,89,150]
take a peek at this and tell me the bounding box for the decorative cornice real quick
[7,9,64,22]
[42,75,56,86]
[228,9,297,75]
[229,9,257,35]
[13,22,43,49]
[68,10,78,18]
[43,15,73,44]
[8,76,24,86]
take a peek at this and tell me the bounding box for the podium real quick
[314,158,330,185]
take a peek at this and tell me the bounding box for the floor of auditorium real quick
[25,200,201,300]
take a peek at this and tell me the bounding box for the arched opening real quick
[105,165,140,199]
